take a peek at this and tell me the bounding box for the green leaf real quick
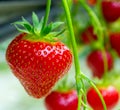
[13,20,33,33]
[54,28,66,37]
[32,12,39,28]
[22,17,33,31]
[42,23,52,35]
[14,24,30,34]
[22,17,31,26]
[23,23,33,32]
[36,17,44,32]
[13,21,24,26]
[44,32,59,41]
[51,22,64,30]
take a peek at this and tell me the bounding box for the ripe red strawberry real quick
[87,50,113,78]
[101,1,120,22]
[45,90,78,110]
[6,13,72,98]
[80,26,97,44]
[110,32,120,56]
[87,86,119,110]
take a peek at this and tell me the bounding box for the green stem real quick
[79,0,104,46]
[62,0,83,109]
[78,1,107,110]
[62,0,107,110]
[62,0,81,74]
[81,81,88,110]
[42,0,51,30]
[81,73,107,110]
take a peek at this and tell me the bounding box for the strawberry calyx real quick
[13,12,65,42]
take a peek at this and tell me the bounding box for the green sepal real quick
[41,22,52,35]
[22,17,33,31]
[44,32,59,41]
[32,12,40,28]
[32,12,45,35]
[13,12,65,41]
[13,17,33,34]
[14,23,31,34]
[51,22,64,30]
[44,28,66,42]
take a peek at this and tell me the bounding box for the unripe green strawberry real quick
[6,13,72,98]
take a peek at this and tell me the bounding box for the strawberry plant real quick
[6,0,114,110]
[62,0,107,110]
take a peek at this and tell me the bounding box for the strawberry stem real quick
[62,0,107,110]
[62,0,81,76]
[41,0,51,30]
[62,0,92,110]
[81,73,107,110]
[78,0,107,109]
[62,0,85,109]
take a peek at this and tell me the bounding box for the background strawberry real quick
[6,13,72,98]
[110,32,120,56]
[80,26,97,44]
[45,90,78,110]
[87,86,119,110]
[87,50,113,78]
[101,1,120,22]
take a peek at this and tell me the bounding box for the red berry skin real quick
[87,86,119,110]
[45,90,78,110]
[87,50,113,78]
[110,33,120,56]
[81,26,97,44]
[6,33,72,98]
[101,1,120,22]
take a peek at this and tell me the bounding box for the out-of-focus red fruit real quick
[80,26,97,44]
[45,90,78,110]
[110,32,120,56]
[87,86,119,110]
[101,1,120,22]
[87,50,113,78]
